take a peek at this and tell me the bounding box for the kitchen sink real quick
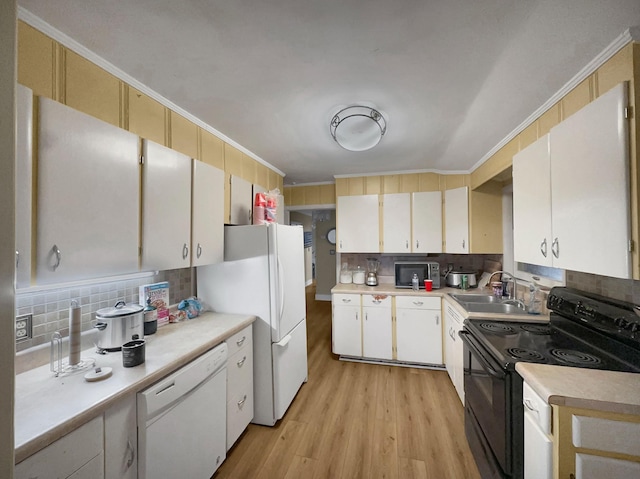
[449,294,502,304]
[450,293,527,314]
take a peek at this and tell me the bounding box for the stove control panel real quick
[548,287,640,346]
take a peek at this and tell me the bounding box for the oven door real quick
[460,329,519,479]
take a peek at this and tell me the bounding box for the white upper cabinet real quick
[549,82,631,279]
[412,191,443,253]
[445,187,469,254]
[141,139,192,271]
[15,85,33,289]
[36,97,140,284]
[383,193,411,253]
[230,175,253,225]
[513,82,631,279]
[337,195,380,253]
[513,134,553,267]
[192,160,224,266]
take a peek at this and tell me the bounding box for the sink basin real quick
[461,303,527,314]
[450,293,527,314]
[450,294,502,304]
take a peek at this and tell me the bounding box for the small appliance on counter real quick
[93,301,144,352]
[444,270,477,288]
[366,258,380,286]
[394,261,440,289]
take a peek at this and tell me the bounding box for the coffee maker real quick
[366,258,380,286]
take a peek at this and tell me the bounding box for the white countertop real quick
[14,312,255,463]
[332,283,550,323]
[516,362,640,416]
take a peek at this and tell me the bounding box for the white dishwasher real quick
[137,343,228,479]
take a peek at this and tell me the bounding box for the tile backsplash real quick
[15,268,193,352]
[566,270,640,304]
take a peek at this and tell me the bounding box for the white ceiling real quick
[18,0,640,185]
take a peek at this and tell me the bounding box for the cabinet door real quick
[412,191,443,253]
[104,395,137,479]
[337,195,380,252]
[445,187,469,254]
[192,160,224,266]
[15,84,32,288]
[512,134,553,267]
[15,416,103,479]
[444,313,456,383]
[444,303,464,404]
[332,301,361,357]
[362,306,392,360]
[37,97,140,284]
[383,193,411,253]
[396,308,442,365]
[141,139,192,271]
[230,175,253,225]
[524,411,553,479]
[550,82,631,279]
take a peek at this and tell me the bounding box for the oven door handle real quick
[458,330,506,379]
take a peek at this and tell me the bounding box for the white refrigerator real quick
[197,223,308,426]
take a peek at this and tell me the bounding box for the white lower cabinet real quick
[104,394,137,479]
[362,295,392,360]
[332,294,362,357]
[226,326,254,450]
[444,302,464,404]
[523,382,552,479]
[15,416,104,479]
[395,296,442,365]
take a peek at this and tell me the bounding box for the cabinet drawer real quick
[523,382,551,435]
[226,325,252,357]
[227,388,254,450]
[572,415,640,456]
[227,348,253,401]
[395,295,441,310]
[333,294,360,306]
[362,294,391,308]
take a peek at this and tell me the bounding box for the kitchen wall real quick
[15,268,192,353]
[566,271,640,304]
[341,253,503,281]
[289,211,313,231]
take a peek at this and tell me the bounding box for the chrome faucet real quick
[487,270,516,301]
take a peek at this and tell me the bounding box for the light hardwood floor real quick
[214,285,481,479]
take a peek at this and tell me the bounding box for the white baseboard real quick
[315,294,331,301]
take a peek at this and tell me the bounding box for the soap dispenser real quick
[528,283,542,315]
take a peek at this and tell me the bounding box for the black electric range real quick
[460,287,640,479]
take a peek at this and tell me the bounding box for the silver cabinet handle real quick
[15,250,19,268]
[462,239,465,250]
[125,439,135,470]
[196,243,202,259]
[405,240,409,249]
[182,243,189,259]
[552,237,559,258]
[236,335,246,347]
[237,355,247,368]
[540,238,548,258]
[355,312,359,321]
[372,299,381,304]
[365,312,368,321]
[52,244,61,271]
[523,398,538,413]
[339,240,343,249]
[436,314,440,325]
[416,240,420,249]
[413,301,423,306]
[237,394,247,409]
[342,298,351,303]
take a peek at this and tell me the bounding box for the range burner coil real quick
[479,323,516,335]
[549,349,602,366]
[505,348,546,362]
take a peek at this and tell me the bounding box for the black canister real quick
[122,339,145,367]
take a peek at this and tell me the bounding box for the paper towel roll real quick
[69,300,81,366]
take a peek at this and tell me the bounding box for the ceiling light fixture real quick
[330,105,387,152]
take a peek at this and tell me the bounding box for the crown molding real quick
[333,167,469,179]
[284,181,336,187]
[471,27,638,173]
[17,7,285,177]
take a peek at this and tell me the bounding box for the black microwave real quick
[394,262,441,289]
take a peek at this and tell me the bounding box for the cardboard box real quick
[139,282,170,326]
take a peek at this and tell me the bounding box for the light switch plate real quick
[15,314,32,342]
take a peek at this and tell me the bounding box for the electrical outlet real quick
[15,314,32,342]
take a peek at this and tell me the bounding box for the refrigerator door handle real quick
[277,255,285,322]
[275,334,292,347]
